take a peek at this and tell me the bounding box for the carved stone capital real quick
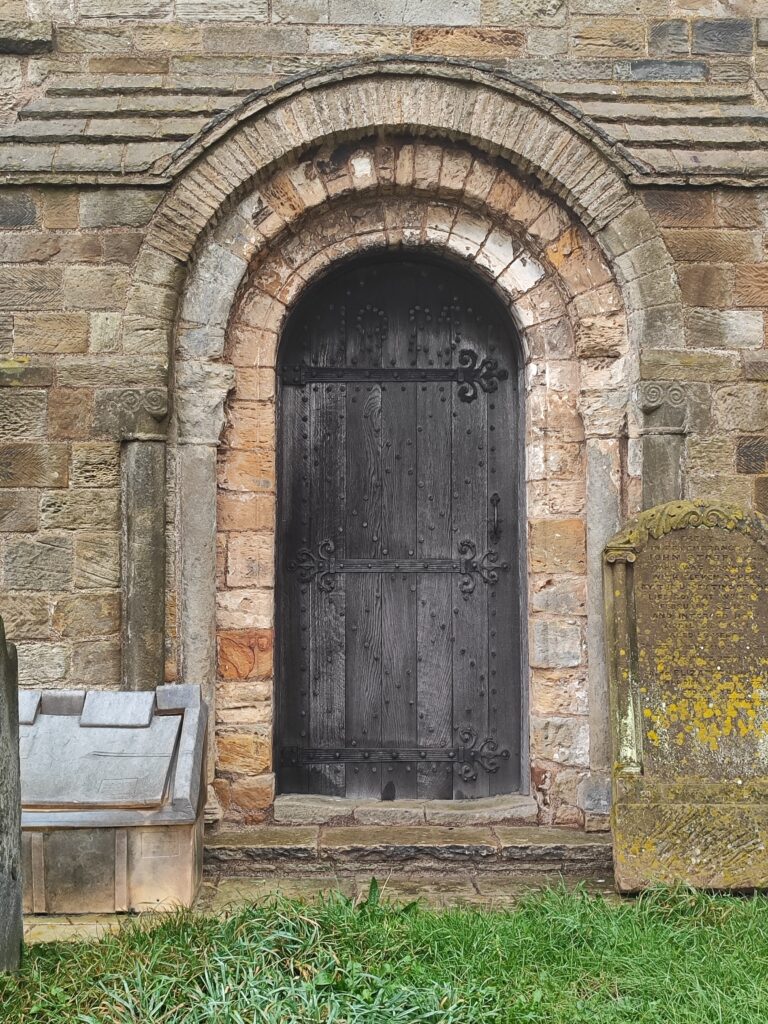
[176,361,236,445]
[635,381,687,435]
[93,387,169,441]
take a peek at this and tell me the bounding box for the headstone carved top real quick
[0,616,21,971]
[604,499,768,891]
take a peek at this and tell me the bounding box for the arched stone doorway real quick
[276,253,524,800]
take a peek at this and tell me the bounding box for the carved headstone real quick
[0,616,21,971]
[604,500,768,891]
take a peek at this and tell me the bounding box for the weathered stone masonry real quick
[1,2,767,829]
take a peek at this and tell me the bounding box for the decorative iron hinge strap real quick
[281,728,510,782]
[289,539,505,594]
[281,348,508,403]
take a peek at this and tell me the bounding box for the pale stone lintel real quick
[176,361,236,446]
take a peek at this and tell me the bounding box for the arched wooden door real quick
[277,255,522,800]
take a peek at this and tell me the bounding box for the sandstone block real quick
[734,266,768,308]
[3,535,72,591]
[213,773,274,822]
[692,18,752,55]
[0,594,49,640]
[0,491,37,532]
[71,639,120,686]
[678,264,733,308]
[713,384,768,432]
[0,390,46,438]
[217,628,273,680]
[0,362,52,389]
[40,489,119,531]
[62,268,129,311]
[48,389,93,440]
[39,191,79,230]
[642,189,715,228]
[216,588,272,630]
[79,189,161,228]
[413,26,522,55]
[79,0,168,14]
[715,192,763,229]
[74,532,119,590]
[0,443,67,488]
[176,0,267,19]
[531,575,586,615]
[576,313,626,359]
[482,0,565,23]
[530,619,583,668]
[56,358,166,389]
[640,350,739,382]
[53,593,120,638]
[329,0,481,25]
[13,312,89,354]
[15,642,68,686]
[742,353,768,381]
[226,532,273,589]
[531,669,588,716]
[71,442,120,488]
[664,229,760,263]
[0,232,60,263]
[0,268,61,310]
[217,492,275,532]
[531,715,589,766]
[273,0,328,22]
[571,17,645,56]
[218,449,275,493]
[686,308,763,349]
[529,519,586,574]
[89,313,121,354]
[217,731,271,774]
[649,19,689,56]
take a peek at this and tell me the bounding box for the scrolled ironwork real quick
[456,348,509,403]
[288,539,336,592]
[456,726,511,781]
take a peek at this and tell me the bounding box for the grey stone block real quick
[614,59,707,81]
[3,536,73,592]
[692,18,753,55]
[0,194,36,227]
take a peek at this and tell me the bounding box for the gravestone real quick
[604,499,768,892]
[0,615,21,971]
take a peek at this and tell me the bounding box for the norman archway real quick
[119,63,682,824]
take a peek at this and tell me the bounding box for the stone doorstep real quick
[272,792,539,826]
[203,824,614,877]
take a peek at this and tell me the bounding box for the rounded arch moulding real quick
[125,60,676,372]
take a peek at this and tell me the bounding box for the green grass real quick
[3,883,768,1023]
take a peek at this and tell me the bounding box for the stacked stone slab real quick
[0,2,766,833]
[0,616,21,971]
[605,500,768,891]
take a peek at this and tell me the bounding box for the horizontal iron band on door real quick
[281,729,510,781]
[281,348,508,402]
[288,539,506,594]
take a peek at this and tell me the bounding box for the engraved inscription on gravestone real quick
[0,615,22,972]
[604,500,768,891]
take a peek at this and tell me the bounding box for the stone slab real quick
[318,826,498,861]
[21,714,180,808]
[80,691,154,728]
[604,501,768,891]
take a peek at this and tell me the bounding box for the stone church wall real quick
[0,0,767,826]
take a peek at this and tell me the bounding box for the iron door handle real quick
[489,493,501,541]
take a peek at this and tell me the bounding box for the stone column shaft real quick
[121,441,167,692]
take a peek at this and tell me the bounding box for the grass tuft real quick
[2,883,768,1023]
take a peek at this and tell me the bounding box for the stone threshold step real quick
[273,793,539,826]
[204,825,613,877]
